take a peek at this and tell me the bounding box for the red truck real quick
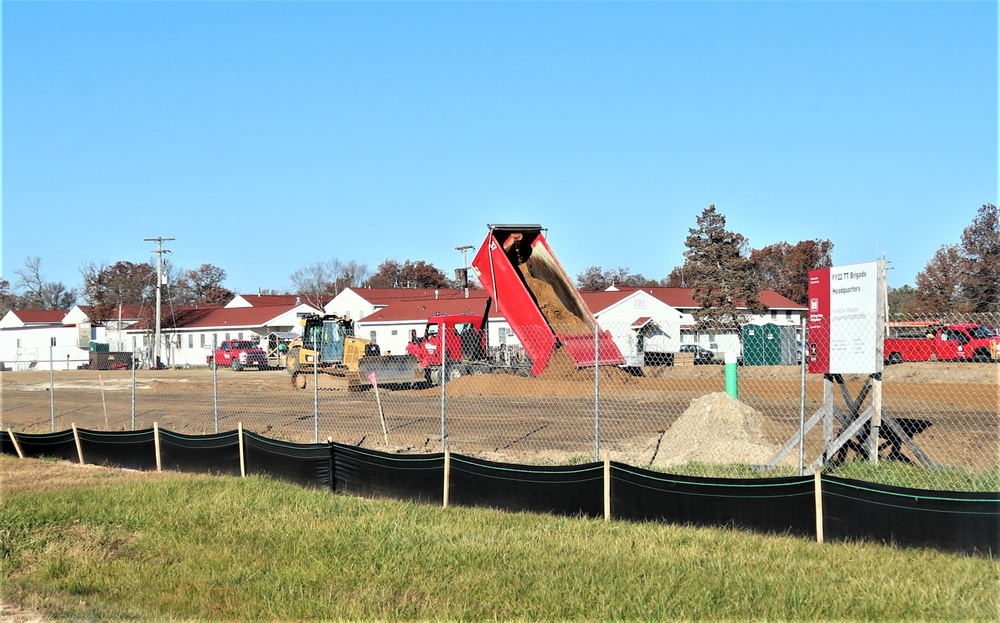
[470,223,623,374]
[405,224,624,385]
[884,323,998,364]
[405,313,532,385]
[208,339,269,371]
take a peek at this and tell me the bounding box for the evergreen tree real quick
[683,205,765,329]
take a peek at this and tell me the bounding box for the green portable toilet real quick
[741,323,782,366]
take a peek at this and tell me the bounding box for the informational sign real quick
[808,260,885,375]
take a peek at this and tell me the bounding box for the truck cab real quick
[407,315,487,370]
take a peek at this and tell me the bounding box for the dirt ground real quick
[1,360,997,471]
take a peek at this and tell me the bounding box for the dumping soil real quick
[518,260,590,334]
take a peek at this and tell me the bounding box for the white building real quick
[0,309,97,371]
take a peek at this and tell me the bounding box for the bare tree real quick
[290,260,371,307]
[576,266,652,291]
[13,257,78,310]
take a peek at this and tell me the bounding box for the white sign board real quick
[808,260,885,375]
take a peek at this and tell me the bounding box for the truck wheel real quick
[972,348,993,363]
[887,352,903,365]
[232,360,242,372]
[209,358,216,370]
[446,365,467,382]
[286,348,301,374]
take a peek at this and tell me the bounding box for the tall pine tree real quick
[683,205,766,329]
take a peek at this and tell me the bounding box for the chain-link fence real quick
[3,313,997,491]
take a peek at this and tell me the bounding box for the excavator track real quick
[290,370,369,392]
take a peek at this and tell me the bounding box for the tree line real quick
[573,203,999,320]
[2,203,996,322]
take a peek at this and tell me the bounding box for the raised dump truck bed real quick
[471,224,624,375]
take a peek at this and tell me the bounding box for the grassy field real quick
[1,455,997,621]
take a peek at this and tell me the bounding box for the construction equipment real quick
[471,223,624,374]
[407,223,625,385]
[286,314,424,391]
[406,312,533,385]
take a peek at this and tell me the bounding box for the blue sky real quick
[2,1,997,297]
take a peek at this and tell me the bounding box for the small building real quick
[0,309,92,371]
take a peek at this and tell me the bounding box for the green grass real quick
[2,470,997,621]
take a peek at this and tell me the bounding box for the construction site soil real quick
[2,358,997,470]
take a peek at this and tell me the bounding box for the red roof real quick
[360,298,498,323]
[8,310,68,324]
[601,287,805,310]
[346,287,489,307]
[232,294,304,307]
[175,305,304,329]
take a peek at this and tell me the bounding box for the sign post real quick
[770,260,932,469]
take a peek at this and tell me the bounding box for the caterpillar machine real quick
[284,313,424,391]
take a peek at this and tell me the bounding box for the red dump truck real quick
[405,224,624,385]
[470,223,624,375]
[884,323,998,364]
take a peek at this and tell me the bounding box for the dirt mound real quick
[653,392,786,467]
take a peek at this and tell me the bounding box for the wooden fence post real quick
[72,423,84,465]
[8,428,24,459]
[154,422,162,473]
[238,422,246,478]
[814,470,824,544]
[604,455,611,521]
[443,448,451,509]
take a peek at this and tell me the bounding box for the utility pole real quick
[455,244,474,298]
[144,237,174,369]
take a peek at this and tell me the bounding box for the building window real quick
[391,330,398,336]
[634,298,647,309]
[770,310,777,319]
[225,333,231,341]
[16,339,21,348]
[200,334,205,348]
[785,310,792,320]
[188,334,194,348]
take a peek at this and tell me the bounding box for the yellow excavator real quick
[285,313,423,391]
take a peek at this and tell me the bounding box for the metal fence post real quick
[313,344,319,443]
[212,335,219,434]
[798,318,808,476]
[131,338,137,431]
[49,340,55,432]
[440,321,447,453]
[594,321,600,461]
